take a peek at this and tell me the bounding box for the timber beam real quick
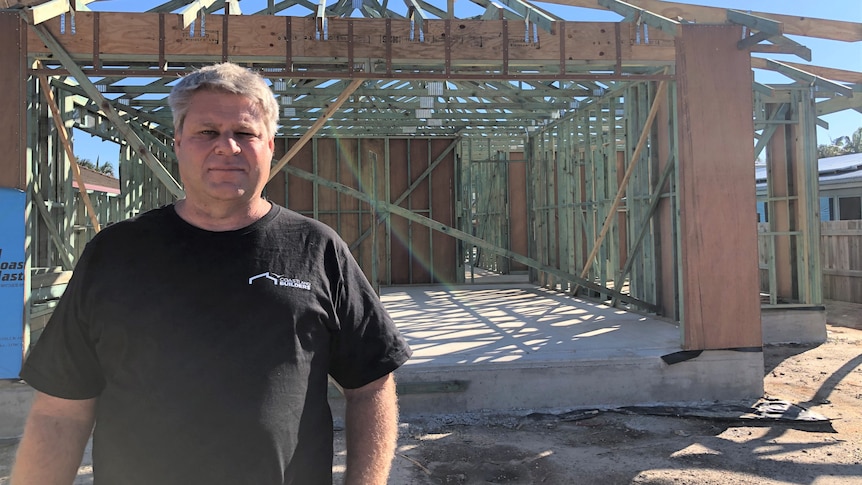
[545,0,862,42]
[752,58,862,85]
[22,13,677,80]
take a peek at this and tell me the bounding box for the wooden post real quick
[675,25,762,350]
[0,12,26,190]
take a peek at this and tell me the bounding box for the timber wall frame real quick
[1,3,859,356]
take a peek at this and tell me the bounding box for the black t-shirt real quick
[21,204,412,484]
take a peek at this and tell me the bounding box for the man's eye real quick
[200,130,217,135]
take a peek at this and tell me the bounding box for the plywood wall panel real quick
[285,140,314,213]
[655,91,677,320]
[388,139,411,283]
[316,138,340,215]
[675,25,761,350]
[280,137,457,285]
[430,138,457,284]
[363,138,388,282]
[508,152,528,272]
[409,140,432,283]
[338,140,361,213]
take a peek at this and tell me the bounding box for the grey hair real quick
[168,62,279,138]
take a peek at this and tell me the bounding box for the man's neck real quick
[174,197,272,231]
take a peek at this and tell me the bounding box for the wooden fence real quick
[758,220,862,304]
[821,220,862,303]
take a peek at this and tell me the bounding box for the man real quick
[12,63,412,484]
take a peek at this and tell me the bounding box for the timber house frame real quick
[1,0,860,357]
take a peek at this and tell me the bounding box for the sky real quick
[70,0,862,170]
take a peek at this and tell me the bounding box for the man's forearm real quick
[343,374,399,485]
[11,393,96,485]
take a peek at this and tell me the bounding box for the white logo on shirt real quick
[248,272,311,290]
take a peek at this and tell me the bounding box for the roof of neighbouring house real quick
[71,165,120,195]
[756,152,862,185]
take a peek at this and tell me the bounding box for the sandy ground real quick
[1,300,860,484]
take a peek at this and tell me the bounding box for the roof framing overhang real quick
[9,0,860,141]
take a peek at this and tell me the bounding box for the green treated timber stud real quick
[727,9,783,36]
[597,0,679,37]
[767,35,812,62]
[611,153,675,306]
[490,0,558,34]
[754,103,789,161]
[404,0,426,22]
[411,0,447,20]
[816,95,862,117]
[765,60,854,98]
[31,187,75,270]
[426,139,434,279]
[800,91,823,304]
[281,163,654,311]
[753,82,774,98]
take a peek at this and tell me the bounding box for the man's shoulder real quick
[270,205,340,239]
[92,205,175,242]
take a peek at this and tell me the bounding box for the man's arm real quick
[11,391,96,485]
[342,373,399,485]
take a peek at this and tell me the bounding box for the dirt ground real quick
[2,300,860,484]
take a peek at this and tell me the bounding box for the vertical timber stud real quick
[675,25,761,350]
[0,12,26,190]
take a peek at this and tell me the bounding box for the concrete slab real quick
[762,306,828,345]
[3,269,769,432]
[332,282,765,416]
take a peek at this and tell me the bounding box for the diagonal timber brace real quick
[753,103,789,160]
[269,78,364,179]
[577,78,669,292]
[27,20,185,199]
[348,138,460,251]
[281,163,657,311]
[611,152,675,307]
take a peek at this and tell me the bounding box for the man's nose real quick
[214,133,241,155]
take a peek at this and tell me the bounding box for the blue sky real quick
[72,0,861,168]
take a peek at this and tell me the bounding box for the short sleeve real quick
[20,241,106,399]
[327,240,412,389]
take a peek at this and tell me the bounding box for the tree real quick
[850,127,862,153]
[75,157,115,176]
[818,127,862,158]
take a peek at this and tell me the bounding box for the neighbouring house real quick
[757,153,862,304]
[71,165,120,196]
[757,152,862,222]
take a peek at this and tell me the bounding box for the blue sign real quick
[0,188,26,378]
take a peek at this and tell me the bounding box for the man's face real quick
[174,90,274,208]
